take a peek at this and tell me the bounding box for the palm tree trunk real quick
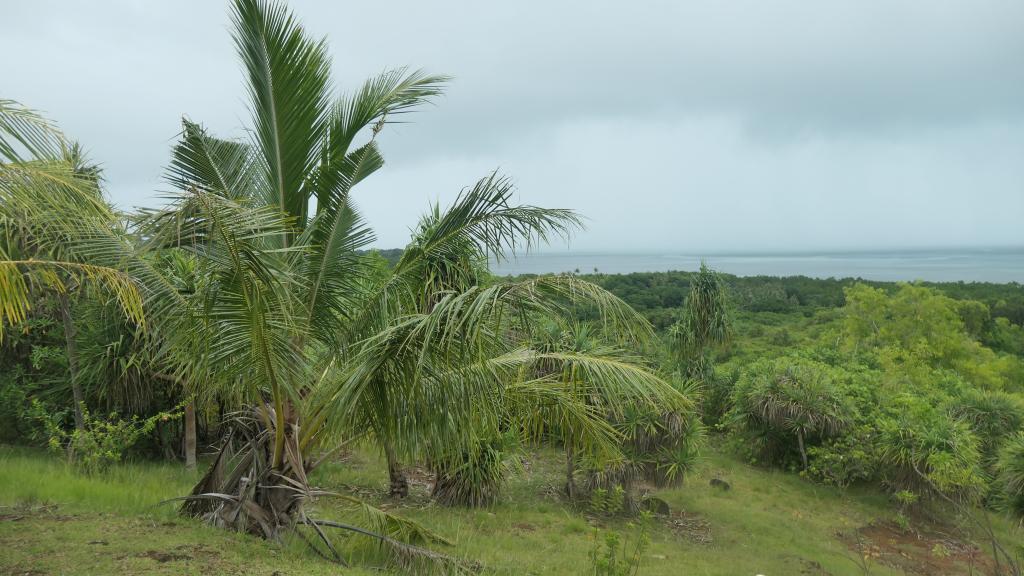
[57,291,84,431]
[384,441,409,498]
[565,444,577,499]
[184,402,197,469]
[797,428,808,470]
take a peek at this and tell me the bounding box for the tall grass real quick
[0,445,199,516]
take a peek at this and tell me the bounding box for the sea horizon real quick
[488,246,1024,283]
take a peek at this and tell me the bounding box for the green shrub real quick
[431,432,519,507]
[35,401,182,475]
[651,415,706,487]
[875,396,986,501]
[805,425,877,487]
[589,485,627,516]
[697,368,735,427]
[948,388,1024,465]
[618,403,705,489]
[586,512,650,576]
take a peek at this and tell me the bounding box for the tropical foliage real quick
[3,0,1024,572]
[0,0,685,568]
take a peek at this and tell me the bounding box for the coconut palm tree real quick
[152,0,682,542]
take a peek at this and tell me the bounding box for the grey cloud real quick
[3,0,1022,251]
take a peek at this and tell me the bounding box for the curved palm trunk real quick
[58,291,85,431]
[384,441,409,498]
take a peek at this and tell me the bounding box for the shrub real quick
[875,396,986,502]
[431,432,519,507]
[581,457,645,516]
[619,403,705,489]
[651,415,706,487]
[35,401,181,475]
[805,425,878,488]
[947,388,1024,465]
[587,512,651,576]
[697,368,736,428]
[590,485,627,516]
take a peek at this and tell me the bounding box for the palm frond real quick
[0,99,64,161]
[0,259,144,342]
[166,119,256,200]
[232,0,332,229]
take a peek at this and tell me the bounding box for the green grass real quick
[1,443,1021,575]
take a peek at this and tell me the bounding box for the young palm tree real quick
[994,432,1024,519]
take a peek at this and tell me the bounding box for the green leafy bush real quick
[35,401,182,475]
[805,425,878,487]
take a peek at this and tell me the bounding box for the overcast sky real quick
[3,1,1023,252]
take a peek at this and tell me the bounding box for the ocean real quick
[489,248,1024,284]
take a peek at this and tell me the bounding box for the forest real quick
[2,0,1023,574]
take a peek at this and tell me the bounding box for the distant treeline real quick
[582,271,1024,330]
[367,248,1024,331]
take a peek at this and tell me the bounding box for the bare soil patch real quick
[841,520,995,575]
[665,510,712,545]
[137,549,192,563]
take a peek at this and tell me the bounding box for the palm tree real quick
[0,100,145,430]
[154,0,681,541]
[994,432,1024,519]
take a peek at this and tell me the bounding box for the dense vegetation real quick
[2,0,1023,573]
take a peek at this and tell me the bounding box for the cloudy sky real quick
[3,1,1023,252]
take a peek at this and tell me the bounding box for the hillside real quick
[3,443,1019,575]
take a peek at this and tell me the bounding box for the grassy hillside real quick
[2,444,1019,575]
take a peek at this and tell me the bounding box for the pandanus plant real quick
[729,357,852,470]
